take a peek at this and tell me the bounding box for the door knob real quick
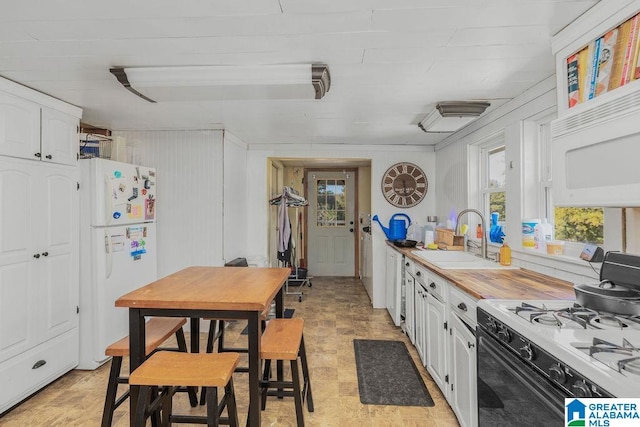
[350,228,354,232]
[45,154,53,159]
[33,253,40,258]
[42,252,49,257]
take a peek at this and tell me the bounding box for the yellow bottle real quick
[500,242,512,266]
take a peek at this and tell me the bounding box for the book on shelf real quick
[632,16,640,80]
[621,13,640,86]
[567,53,580,107]
[578,47,590,103]
[588,37,602,100]
[595,28,618,96]
[608,19,631,92]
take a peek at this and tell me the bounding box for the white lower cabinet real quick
[0,157,79,413]
[404,261,416,343]
[425,282,447,392]
[414,280,428,366]
[390,249,479,427]
[448,284,478,427]
[449,312,477,427]
[385,246,402,326]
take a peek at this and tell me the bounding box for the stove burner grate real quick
[588,338,640,375]
[512,302,596,329]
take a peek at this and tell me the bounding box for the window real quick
[468,132,507,243]
[316,179,346,227]
[485,145,506,223]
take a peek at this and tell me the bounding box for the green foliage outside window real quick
[554,207,603,244]
[490,191,506,222]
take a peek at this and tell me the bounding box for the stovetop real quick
[478,299,640,397]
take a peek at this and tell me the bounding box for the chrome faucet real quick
[455,209,488,259]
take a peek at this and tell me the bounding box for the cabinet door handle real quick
[32,359,47,369]
[34,152,41,158]
[457,302,467,311]
[429,282,436,289]
[33,253,40,259]
[405,262,410,267]
[468,342,475,349]
[45,154,53,159]
[42,252,49,257]
[416,271,421,277]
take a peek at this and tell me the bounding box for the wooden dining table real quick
[115,266,291,426]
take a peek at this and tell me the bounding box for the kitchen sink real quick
[411,250,519,270]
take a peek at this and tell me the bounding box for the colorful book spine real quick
[567,53,580,107]
[588,37,602,100]
[595,29,618,96]
[578,47,590,103]
[608,19,631,91]
[621,14,640,85]
[632,18,640,80]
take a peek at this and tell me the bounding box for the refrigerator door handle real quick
[105,231,113,279]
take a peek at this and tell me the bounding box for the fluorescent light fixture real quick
[110,64,331,103]
[418,101,490,133]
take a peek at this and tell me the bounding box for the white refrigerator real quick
[78,158,158,369]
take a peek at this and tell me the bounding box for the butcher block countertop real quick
[388,242,576,301]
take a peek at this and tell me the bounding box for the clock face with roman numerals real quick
[381,162,428,208]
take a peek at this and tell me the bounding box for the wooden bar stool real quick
[101,317,196,427]
[260,318,314,427]
[129,351,240,427]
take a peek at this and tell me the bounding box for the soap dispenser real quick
[500,242,512,266]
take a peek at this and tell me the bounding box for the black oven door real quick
[477,328,565,426]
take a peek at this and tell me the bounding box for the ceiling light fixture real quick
[110,64,331,103]
[418,101,491,133]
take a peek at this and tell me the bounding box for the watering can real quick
[372,213,411,240]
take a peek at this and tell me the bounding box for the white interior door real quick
[306,171,355,276]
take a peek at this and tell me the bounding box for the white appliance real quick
[78,158,158,369]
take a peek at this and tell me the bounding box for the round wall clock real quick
[381,162,428,208]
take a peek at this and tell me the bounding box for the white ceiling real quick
[1,0,598,146]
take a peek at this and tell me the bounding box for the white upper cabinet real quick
[41,107,80,166]
[0,78,81,167]
[0,92,40,161]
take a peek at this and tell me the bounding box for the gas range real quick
[477,299,640,397]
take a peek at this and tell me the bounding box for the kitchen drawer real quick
[449,285,477,329]
[404,257,415,275]
[0,328,78,413]
[422,268,447,302]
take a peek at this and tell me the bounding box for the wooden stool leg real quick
[134,386,151,427]
[206,386,219,427]
[290,359,304,427]
[299,336,314,412]
[175,327,198,407]
[226,378,239,427]
[101,356,122,427]
[201,320,223,405]
[260,359,272,410]
[161,386,172,427]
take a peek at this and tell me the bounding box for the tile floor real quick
[0,276,460,426]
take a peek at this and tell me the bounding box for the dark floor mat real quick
[353,339,434,407]
[240,308,294,335]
